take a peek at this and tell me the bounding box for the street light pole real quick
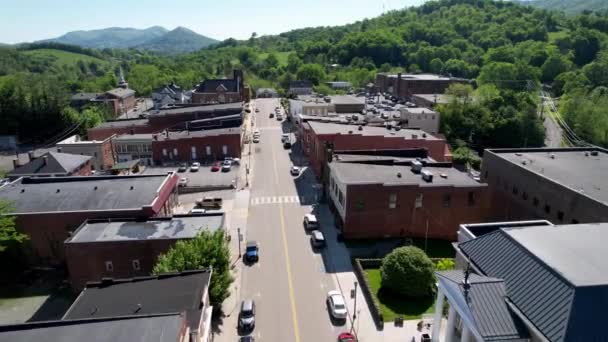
[237,227,242,258]
[351,281,358,334]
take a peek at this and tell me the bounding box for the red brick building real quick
[327,160,488,240]
[87,118,153,141]
[300,120,452,178]
[7,151,93,181]
[191,70,247,104]
[152,128,242,164]
[375,73,468,99]
[64,214,225,290]
[0,174,179,264]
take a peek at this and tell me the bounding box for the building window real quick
[484,171,488,179]
[338,190,345,206]
[132,259,141,270]
[389,194,397,209]
[557,211,564,221]
[571,219,579,224]
[206,146,212,156]
[173,148,178,157]
[512,186,518,195]
[503,181,508,191]
[191,146,197,160]
[533,197,539,207]
[468,192,476,207]
[162,148,167,157]
[222,145,228,155]
[415,193,423,208]
[105,261,113,272]
[94,152,98,157]
[356,199,364,211]
[443,194,451,208]
[544,204,551,214]
[522,192,528,200]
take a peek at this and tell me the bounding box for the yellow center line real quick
[271,128,301,342]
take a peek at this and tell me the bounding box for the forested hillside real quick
[516,0,608,15]
[1,0,607,148]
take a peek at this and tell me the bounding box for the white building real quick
[399,107,439,134]
[112,133,154,166]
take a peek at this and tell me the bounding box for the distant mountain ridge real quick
[514,0,608,14]
[39,26,218,53]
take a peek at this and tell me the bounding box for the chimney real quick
[129,129,134,135]
[42,156,48,166]
[13,159,19,168]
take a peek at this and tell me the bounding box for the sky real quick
[0,0,426,44]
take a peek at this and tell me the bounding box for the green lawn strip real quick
[364,268,435,321]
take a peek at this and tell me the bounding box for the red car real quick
[211,161,221,172]
[338,333,356,342]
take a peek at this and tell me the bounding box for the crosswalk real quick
[250,195,304,206]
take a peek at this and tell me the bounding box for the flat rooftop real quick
[401,107,438,114]
[113,133,154,141]
[504,223,608,286]
[382,73,452,81]
[330,162,482,187]
[489,148,608,205]
[412,94,453,104]
[67,214,225,243]
[91,119,149,129]
[149,103,243,116]
[0,174,173,214]
[156,127,241,141]
[330,95,364,105]
[308,121,439,140]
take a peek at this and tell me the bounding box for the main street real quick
[238,98,342,341]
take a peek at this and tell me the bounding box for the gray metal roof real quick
[0,314,184,342]
[64,270,211,330]
[0,174,172,214]
[92,118,149,129]
[8,152,91,177]
[437,270,528,341]
[458,224,608,342]
[307,121,439,140]
[67,214,225,243]
[105,88,135,99]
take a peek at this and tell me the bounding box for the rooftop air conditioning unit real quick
[421,169,434,183]
[411,160,423,174]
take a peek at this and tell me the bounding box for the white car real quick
[304,214,318,230]
[190,162,200,172]
[326,290,348,320]
[253,136,260,143]
[281,133,290,143]
[290,166,301,176]
[178,177,189,187]
[253,129,260,137]
[221,160,232,172]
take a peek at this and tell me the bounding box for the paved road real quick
[238,98,341,341]
[540,93,563,147]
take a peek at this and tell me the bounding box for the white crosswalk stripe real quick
[250,196,302,206]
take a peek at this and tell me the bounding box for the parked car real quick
[338,332,357,342]
[232,158,240,165]
[211,161,221,172]
[0,179,9,187]
[304,214,318,230]
[253,136,260,143]
[178,177,189,187]
[255,108,259,113]
[281,133,290,143]
[177,163,188,172]
[277,114,283,120]
[245,241,259,262]
[221,160,232,172]
[240,336,255,342]
[269,112,274,118]
[196,197,222,209]
[239,300,256,331]
[326,290,348,320]
[283,141,292,149]
[253,129,260,137]
[190,162,200,172]
[290,166,301,176]
[311,230,326,248]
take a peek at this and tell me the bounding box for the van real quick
[196,197,223,209]
[281,134,289,143]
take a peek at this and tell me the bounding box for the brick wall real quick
[100,138,115,169]
[152,133,242,164]
[191,92,241,104]
[88,123,154,141]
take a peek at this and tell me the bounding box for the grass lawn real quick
[346,238,455,259]
[22,49,108,68]
[364,268,435,321]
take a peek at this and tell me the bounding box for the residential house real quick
[56,135,115,171]
[191,70,247,104]
[7,151,92,181]
[152,83,190,109]
[289,80,313,96]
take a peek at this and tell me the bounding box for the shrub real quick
[380,246,435,297]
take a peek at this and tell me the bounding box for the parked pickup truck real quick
[195,197,223,209]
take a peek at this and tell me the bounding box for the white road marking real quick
[250,196,303,206]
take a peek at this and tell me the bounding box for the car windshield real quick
[334,303,345,310]
[241,308,254,317]
[246,246,257,252]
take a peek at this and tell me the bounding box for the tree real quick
[380,246,435,298]
[541,54,572,83]
[286,53,302,73]
[265,53,279,69]
[0,200,27,253]
[452,146,481,170]
[153,230,233,307]
[435,259,455,271]
[429,58,444,74]
[296,63,326,85]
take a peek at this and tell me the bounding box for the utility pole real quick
[237,227,242,258]
[351,281,358,334]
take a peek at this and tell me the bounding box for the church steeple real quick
[118,66,129,89]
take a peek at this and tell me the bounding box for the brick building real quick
[0,174,178,264]
[481,147,608,224]
[64,214,225,290]
[300,120,451,178]
[113,133,154,166]
[88,118,153,141]
[56,135,115,171]
[191,70,247,104]
[327,159,488,239]
[152,128,242,164]
[7,152,92,181]
[375,73,468,99]
[289,80,313,95]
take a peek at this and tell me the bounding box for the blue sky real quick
[0,0,425,44]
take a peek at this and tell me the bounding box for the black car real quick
[239,299,256,331]
[283,141,292,149]
[269,112,274,118]
[245,241,259,263]
[177,163,188,172]
[240,336,255,342]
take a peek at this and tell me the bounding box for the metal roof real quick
[8,152,91,177]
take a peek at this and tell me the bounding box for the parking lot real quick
[141,165,238,189]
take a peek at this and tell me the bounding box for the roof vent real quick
[358,125,363,131]
[134,304,142,313]
[130,186,134,190]
[515,153,523,156]
[421,169,434,183]
[94,186,98,190]
[412,134,418,139]
[550,153,555,159]
[422,133,427,138]
[411,160,423,174]
[521,160,527,165]
[591,151,599,156]
[397,172,402,178]
[20,189,25,193]
[56,189,60,193]
[348,130,353,134]
[440,173,447,178]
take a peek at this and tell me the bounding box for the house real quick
[399,107,440,134]
[56,135,115,171]
[326,81,351,89]
[480,147,608,224]
[256,88,278,98]
[152,83,190,109]
[300,120,452,178]
[0,313,190,342]
[289,80,313,95]
[113,133,154,166]
[69,92,101,109]
[327,158,488,239]
[0,173,178,263]
[7,151,92,181]
[375,73,468,99]
[191,70,247,104]
[71,70,136,117]
[152,128,242,164]
[64,214,225,290]
[63,270,213,342]
[432,222,608,342]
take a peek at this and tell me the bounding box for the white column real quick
[461,325,472,342]
[444,306,457,342]
[431,285,445,342]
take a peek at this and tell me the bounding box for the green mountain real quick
[40,26,218,53]
[515,0,608,14]
[136,27,219,54]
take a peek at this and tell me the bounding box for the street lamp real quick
[351,281,358,334]
[237,227,242,258]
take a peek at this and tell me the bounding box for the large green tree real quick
[0,201,27,253]
[380,246,435,298]
[296,63,326,85]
